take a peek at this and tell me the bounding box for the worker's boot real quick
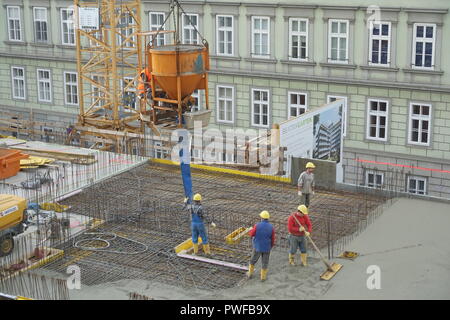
[289,254,296,266]
[300,253,308,267]
[247,264,255,278]
[260,269,268,282]
[192,243,199,255]
[203,244,211,255]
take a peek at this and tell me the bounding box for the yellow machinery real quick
[0,194,28,257]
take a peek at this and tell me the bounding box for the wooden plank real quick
[9,146,95,159]
[177,252,248,271]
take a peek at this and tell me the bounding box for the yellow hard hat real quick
[297,205,308,215]
[193,193,202,201]
[259,210,270,219]
[306,162,316,169]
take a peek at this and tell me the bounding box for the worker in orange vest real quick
[137,68,151,100]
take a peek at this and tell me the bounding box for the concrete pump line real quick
[73,232,148,254]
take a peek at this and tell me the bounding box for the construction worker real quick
[247,210,275,282]
[188,193,216,255]
[297,162,316,207]
[287,205,312,266]
[137,68,151,100]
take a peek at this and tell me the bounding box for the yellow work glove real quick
[299,226,305,232]
[305,231,310,237]
[211,222,217,228]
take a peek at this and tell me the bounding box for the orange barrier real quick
[0,148,29,179]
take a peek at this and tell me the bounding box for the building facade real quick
[1,0,450,198]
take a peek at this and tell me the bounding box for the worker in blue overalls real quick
[188,193,216,255]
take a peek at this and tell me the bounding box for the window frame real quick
[287,91,308,119]
[191,90,202,111]
[36,68,52,103]
[60,8,75,46]
[411,23,436,70]
[408,102,432,146]
[365,170,384,189]
[216,15,234,56]
[251,88,270,128]
[327,95,348,137]
[117,12,136,49]
[288,18,309,61]
[407,175,427,195]
[149,12,166,46]
[328,19,349,64]
[64,71,78,106]
[216,85,235,124]
[366,98,389,142]
[122,77,137,112]
[11,66,26,100]
[182,13,200,45]
[7,6,22,42]
[251,16,270,59]
[368,21,391,66]
[33,7,48,43]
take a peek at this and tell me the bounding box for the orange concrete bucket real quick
[149,44,209,100]
[0,148,29,179]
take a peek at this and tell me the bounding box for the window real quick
[37,69,52,102]
[216,15,233,56]
[366,99,388,141]
[366,171,384,189]
[122,77,137,111]
[288,92,307,118]
[64,72,78,105]
[153,141,168,159]
[33,7,48,43]
[289,18,308,61]
[149,12,166,46]
[61,8,75,45]
[252,17,270,58]
[407,176,427,195]
[7,6,22,41]
[217,85,234,123]
[408,103,431,146]
[182,14,199,44]
[328,19,349,64]
[11,67,26,100]
[118,12,136,48]
[251,89,270,127]
[327,95,348,137]
[191,90,201,111]
[412,23,436,69]
[369,21,390,66]
[91,75,105,108]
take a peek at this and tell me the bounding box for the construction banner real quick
[279,99,344,182]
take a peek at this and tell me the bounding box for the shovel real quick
[292,214,342,280]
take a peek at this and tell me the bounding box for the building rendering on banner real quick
[313,121,341,162]
[0,0,449,198]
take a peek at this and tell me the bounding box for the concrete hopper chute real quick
[139,0,211,134]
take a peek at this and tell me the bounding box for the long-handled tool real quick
[292,214,342,280]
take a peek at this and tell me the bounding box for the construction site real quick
[1,0,449,302]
